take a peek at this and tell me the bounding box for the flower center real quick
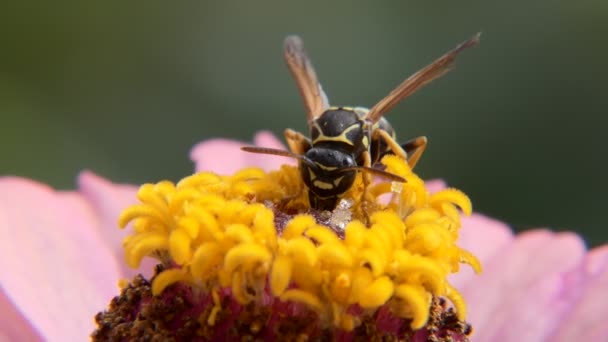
[116,155,481,335]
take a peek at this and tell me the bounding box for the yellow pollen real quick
[119,156,480,331]
[117,278,129,289]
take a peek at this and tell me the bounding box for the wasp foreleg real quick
[284,128,312,155]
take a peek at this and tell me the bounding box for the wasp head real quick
[300,147,358,210]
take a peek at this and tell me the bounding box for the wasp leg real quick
[284,128,312,155]
[376,130,427,169]
[400,136,427,169]
[281,129,312,209]
[360,150,374,224]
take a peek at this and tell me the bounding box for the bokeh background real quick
[2,2,606,246]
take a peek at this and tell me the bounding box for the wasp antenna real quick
[284,35,330,124]
[365,32,481,124]
[340,166,406,183]
[241,146,300,159]
[241,146,318,170]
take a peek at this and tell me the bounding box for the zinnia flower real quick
[0,132,606,341]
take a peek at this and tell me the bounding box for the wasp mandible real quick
[243,33,480,210]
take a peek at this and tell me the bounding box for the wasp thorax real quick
[300,147,358,211]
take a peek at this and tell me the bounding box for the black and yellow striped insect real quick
[243,33,480,210]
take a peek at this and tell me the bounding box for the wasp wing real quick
[284,35,330,125]
[365,32,481,124]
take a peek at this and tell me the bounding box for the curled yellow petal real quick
[285,237,318,266]
[405,208,441,227]
[370,211,404,249]
[231,269,249,304]
[460,248,482,274]
[191,242,222,280]
[348,267,373,304]
[318,243,353,268]
[281,289,323,312]
[446,284,467,321]
[440,202,461,227]
[153,180,176,198]
[282,214,316,240]
[270,255,292,296]
[189,209,221,242]
[124,232,168,268]
[344,220,367,249]
[169,187,200,213]
[381,155,411,177]
[224,243,271,274]
[359,248,386,277]
[330,271,351,305]
[405,223,443,254]
[359,276,394,308]
[176,172,221,188]
[169,229,192,265]
[252,208,276,247]
[119,205,165,229]
[305,225,341,245]
[231,167,266,182]
[394,284,431,329]
[218,200,247,224]
[136,183,168,213]
[190,193,226,214]
[152,268,188,295]
[225,224,254,244]
[178,216,199,240]
[430,188,472,216]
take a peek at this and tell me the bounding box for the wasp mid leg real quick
[400,136,428,169]
[376,130,427,169]
[358,150,376,223]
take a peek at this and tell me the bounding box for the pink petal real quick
[253,131,287,150]
[190,131,294,174]
[76,171,155,279]
[449,213,514,289]
[551,245,608,341]
[425,179,446,194]
[0,177,122,341]
[464,230,586,341]
[0,288,42,341]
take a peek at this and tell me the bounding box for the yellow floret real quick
[119,156,480,331]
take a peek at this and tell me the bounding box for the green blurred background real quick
[1,2,606,246]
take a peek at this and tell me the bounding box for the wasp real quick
[243,33,480,210]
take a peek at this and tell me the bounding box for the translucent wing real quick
[365,32,481,124]
[284,35,330,125]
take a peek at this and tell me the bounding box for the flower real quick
[0,131,606,341]
[104,130,481,340]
